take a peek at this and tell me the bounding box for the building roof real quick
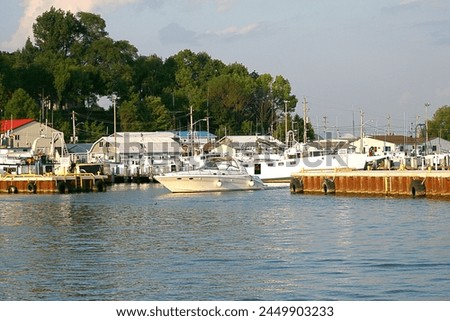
[176,131,216,139]
[366,135,427,145]
[67,143,93,154]
[0,118,34,132]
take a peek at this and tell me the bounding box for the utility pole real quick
[360,110,364,153]
[303,96,308,143]
[190,105,194,156]
[387,114,391,135]
[425,103,430,155]
[72,110,76,143]
[112,94,117,162]
[284,100,289,145]
[323,116,328,139]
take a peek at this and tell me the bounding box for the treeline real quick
[0,7,314,143]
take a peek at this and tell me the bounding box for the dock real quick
[290,169,450,198]
[0,173,108,194]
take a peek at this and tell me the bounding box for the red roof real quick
[0,118,34,132]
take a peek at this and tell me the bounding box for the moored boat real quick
[238,139,385,182]
[154,156,265,193]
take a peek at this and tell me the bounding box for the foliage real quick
[4,88,39,119]
[428,105,450,141]
[0,8,305,143]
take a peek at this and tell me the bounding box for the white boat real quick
[154,156,265,193]
[238,139,385,182]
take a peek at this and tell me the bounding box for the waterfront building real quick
[88,132,182,178]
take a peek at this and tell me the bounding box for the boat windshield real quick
[201,158,242,172]
[203,160,219,169]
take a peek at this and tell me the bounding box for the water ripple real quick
[1,185,449,300]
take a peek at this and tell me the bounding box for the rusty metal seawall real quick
[290,170,450,198]
[0,173,108,194]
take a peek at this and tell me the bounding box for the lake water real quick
[1,183,449,301]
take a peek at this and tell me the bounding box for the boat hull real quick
[155,174,264,193]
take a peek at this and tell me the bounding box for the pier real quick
[290,170,450,198]
[0,173,108,194]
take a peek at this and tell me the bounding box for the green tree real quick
[208,72,255,134]
[144,96,172,131]
[428,105,450,141]
[0,75,8,116]
[33,7,82,57]
[4,88,39,119]
[119,94,140,131]
[79,120,106,142]
[171,50,225,126]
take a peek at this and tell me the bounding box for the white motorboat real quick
[238,139,385,182]
[154,156,265,193]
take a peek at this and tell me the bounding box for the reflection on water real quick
[1,184,449,300]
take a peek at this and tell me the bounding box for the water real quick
[1,184,449,301]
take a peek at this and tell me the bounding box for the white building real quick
[88,132,181,176]
[353,134,450,156]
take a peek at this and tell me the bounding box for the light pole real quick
[284,100,289,145]
[302,96,308,144]
[425,103,430,155]
[359,110,373,154]
[191,118,207,155]
[112,94,118,162]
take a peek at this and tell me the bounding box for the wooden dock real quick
[290,169,450,198]
[0,173,108,194]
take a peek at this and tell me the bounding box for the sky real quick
[1,0,450,137]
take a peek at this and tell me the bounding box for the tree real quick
[1,9,304,141]
[133,55,166,98]
[4,88,39,119]
[33,7,83,57]
[79,120,106,142]
[144,96,172,131]
[428,105,450,141]
[119,94,141,131]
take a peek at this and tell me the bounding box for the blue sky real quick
[1,0,450,137]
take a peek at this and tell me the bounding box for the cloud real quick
[207,23,260,37]
[1,0,140,51]
[158,21,264,47]
[188,0,236,12]
[158,23,199,45]
[215,0,236,12]
[399,0,421,5]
